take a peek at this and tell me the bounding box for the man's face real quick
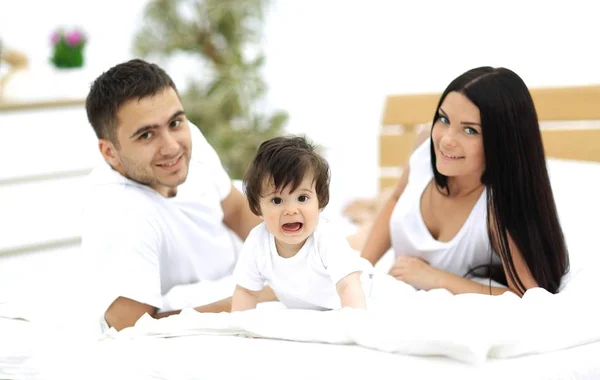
[101,87,192,197]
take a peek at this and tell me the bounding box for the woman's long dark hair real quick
[430,67,569,294]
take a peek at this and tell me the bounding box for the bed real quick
[378,84,600,190]
[2,85,600,380]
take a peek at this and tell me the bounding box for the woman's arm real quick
[433,268,511,295]
[433,253,536,296]
[390,231,539,295]
[388,256,510,295]
[360,170,408,265]
[361,129,430,265]
[499,232,539,295]
[488,212,539,296]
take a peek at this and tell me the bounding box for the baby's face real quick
[258,176,320,254]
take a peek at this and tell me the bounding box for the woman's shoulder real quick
[406,135,433,182]
[409,134,431,163]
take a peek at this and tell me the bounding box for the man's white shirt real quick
[81,125,237,325]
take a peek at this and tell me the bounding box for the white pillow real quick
[546,157,600,291]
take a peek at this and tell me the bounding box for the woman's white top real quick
[389,138,500,277]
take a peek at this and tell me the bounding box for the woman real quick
[362,67,569,296]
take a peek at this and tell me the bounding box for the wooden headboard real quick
[379,85,600,191]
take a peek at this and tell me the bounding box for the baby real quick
[231,135,374,311]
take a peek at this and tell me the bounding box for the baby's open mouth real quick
[282,222,303,232]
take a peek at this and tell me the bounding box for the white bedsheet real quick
[2,157,600,379]
[104,271,600,364]
[2,240,598,378]
[89,334,600,380]
[3,308,599,380]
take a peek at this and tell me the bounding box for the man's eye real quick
[140,132,152,140]
[298,195,308,202]
[170,120,181,128]
[271,197,283,205]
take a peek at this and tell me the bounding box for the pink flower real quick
[65,30,84,46]
[50,31,61,45]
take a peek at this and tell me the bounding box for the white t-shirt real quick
[233,218,374,310]
[390,138,501,278]
[81,125,237,324]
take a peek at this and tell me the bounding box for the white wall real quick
[0,0,147,76]
[260,0,600,210]
[2,0,599,211]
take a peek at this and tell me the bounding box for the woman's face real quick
[431,91,485,178]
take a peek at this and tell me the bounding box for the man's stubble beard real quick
[118,151,190,190]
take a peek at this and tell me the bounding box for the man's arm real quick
[104,297,156,331]
[221,185,261,241]
[105,286,277,331]
[104,296,234,331]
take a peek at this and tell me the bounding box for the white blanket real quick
[104,265,600,365]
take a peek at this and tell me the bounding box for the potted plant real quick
[134,0,288,180]
[50,28,87,69]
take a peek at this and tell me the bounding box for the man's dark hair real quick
[243,135,330,216]
[85,59,178,145]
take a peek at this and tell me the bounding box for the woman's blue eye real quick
[439,115,450,124]
[464,127,479,135]
[271,197,283,205]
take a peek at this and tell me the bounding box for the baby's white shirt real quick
[233,218,373,310]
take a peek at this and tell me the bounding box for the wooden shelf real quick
[0,98,85,112]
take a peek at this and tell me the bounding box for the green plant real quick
[134,0,288,179]
[50,28,87,69]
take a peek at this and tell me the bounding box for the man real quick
[82,59,272,332]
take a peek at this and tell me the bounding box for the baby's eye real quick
[298,195,309,202]
[271,197,283,205]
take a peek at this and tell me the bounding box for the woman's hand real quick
[388,256,440,290]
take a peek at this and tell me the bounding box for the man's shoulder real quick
[83,169,161,222]
[188,123,227,171]
[188,123,214,165]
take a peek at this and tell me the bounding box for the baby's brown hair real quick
[243,135,330,216]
